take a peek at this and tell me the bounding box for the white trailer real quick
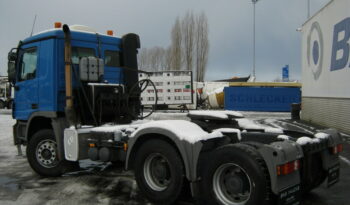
[139,71,195,107]
[301,0,350,134]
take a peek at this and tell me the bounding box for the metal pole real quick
[307,0,310,18]
[253,2,256,81]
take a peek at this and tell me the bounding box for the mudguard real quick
[126,124,204,181]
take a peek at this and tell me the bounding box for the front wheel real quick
[197,144,272,205]
[26,129,78,177]
[134,139,184,204]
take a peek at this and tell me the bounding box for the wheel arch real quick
[26,116,54,142]
[26,112,67,160]
[126,128,203,181]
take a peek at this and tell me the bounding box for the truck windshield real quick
[72,47,95,64]
[104,50,121,67]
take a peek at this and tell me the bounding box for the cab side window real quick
[19,47,38,81]
[104,50,121,67]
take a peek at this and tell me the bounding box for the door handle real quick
[31,104,38,109]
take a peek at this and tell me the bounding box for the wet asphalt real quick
[0,110,349,205]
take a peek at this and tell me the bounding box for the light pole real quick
[252,0,260,81]
[307,0,310,18]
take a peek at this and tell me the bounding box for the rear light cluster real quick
[277,160,300,176]
[331,144,343,155]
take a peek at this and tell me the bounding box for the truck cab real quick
[8,23,140,147]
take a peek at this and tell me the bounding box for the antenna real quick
[30,14,37,37]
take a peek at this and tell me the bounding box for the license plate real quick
[278,184,301,205]
[327,163,340,187]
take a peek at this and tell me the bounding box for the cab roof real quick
[22,27,121,45]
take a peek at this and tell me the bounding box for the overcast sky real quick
[0,0,330,81]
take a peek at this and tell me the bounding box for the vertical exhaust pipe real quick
[63,24,76,126]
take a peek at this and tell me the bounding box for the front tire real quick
[134,139,184,204]
[197,144,272,205]
[27,129,78,177]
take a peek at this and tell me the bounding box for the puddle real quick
[0,175,20,191]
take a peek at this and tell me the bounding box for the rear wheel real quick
[134,139,184,204]
[26,129,79,177]
[197,144,272,205]
[0,100,5,109]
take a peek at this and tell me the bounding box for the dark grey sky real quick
[0,0,330,81]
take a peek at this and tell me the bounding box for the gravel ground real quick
[0,110,349,205]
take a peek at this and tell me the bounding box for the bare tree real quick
[164,46,173,70]
[139,11,209,79]
[171,17,182,71]
[195,12,209,82]
[182,11,195,71]
[138,48,149,71]
[138,47,168,71]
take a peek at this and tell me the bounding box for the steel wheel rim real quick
[36,139,58,168]
[213,163,252,205]
[143,153,171,191]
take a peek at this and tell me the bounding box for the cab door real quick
[14,43,40,120]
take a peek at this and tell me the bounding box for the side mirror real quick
[8,61,16,82]
[7,49,17,82]
[8,50,17,61]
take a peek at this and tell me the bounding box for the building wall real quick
[302,97,350,134]
[301,0,350,134]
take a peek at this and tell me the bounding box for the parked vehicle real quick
[7,23,343,205]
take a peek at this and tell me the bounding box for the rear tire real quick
[134,139,184,204]
[0,100,5,109]
[197,143,272,205]
[26,129,79,177]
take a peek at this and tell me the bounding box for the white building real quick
[301,0,350,134]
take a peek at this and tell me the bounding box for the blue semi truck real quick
[7,23,343,205]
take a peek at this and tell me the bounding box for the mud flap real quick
[277,184,301,205]
[327,163,340,187]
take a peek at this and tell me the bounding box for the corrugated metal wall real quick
[301,97,350,134]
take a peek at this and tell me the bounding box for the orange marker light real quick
[107,30,113,36]
[89,143,96,148]
[123,143,128,151]
[54,22,62,28]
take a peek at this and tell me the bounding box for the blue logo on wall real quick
[313,41,319,65]
[307,22,323,80]
[330,17,350,71]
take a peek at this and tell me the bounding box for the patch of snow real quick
[264,127,284,134]
[236,119,265,130]
[314,132,329,139]
[91,124,135,133]
[213,128,242,140]
[277,135,290,140]
[296,136,320,145]
[130,120,224,143]
[222,110,244,118]
[205,131,225,141]
[90,120,148,133]
[189,110,229,119]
